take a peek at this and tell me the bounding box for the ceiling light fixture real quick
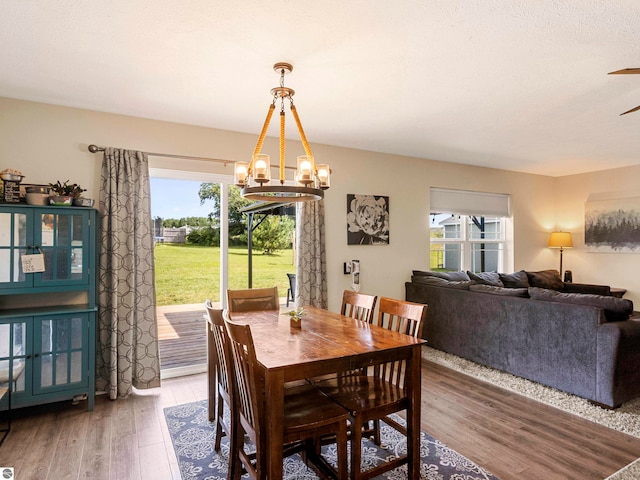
[234,62,330,202]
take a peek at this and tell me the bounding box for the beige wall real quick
[555,166,640,306]
[0,96,569,312]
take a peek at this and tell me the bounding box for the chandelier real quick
[234,62,330,202]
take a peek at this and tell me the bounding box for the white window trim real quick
[431,214,509,273]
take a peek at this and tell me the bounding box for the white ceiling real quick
[2,0,640,177]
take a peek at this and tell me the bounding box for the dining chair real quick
[340,290,377,323]
[286,273,296,307]
[205,301,238,477]
[227,286,279,313]
[223,311,349,480]
[317,296,427,480]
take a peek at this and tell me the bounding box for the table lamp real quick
[548,231,573,275]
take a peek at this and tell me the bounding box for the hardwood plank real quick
[49,411,90,479]
[77,409,111,480]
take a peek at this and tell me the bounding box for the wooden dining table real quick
[229,305,426,479]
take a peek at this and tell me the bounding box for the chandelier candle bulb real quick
[234,162,249,186]
[253,154,270,183]
[317,164,330,189]
[297,156,313,184]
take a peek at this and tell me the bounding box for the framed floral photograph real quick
[347,194,390,245]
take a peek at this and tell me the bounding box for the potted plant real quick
[48,180,91,206]
[284,307,305,329]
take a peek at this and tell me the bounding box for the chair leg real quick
[350,415,363,480]
[372,419,381,446]
[214,393,224,452]
[337,421,348,480]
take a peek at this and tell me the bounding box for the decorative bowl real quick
[73,198,94,207]
[49,195,73,206]
[0,173,24,182]
[26,192,50,205]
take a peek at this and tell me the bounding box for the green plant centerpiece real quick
[49,180,86,198]
[49,180,89,206]
[284,306,305,329]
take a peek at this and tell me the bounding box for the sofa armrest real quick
[564,283,611,296]
[597,318,640,406]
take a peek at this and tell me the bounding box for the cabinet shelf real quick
[0,304,97,319]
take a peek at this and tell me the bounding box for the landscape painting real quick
[585,196,640,253]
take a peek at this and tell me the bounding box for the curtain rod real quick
[87,144,233,166]
[87,144,297,170]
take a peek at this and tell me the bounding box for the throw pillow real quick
[498,270,530,288]
[467,271,504,287]
[470,284,528,297]
[411,275,473,290]
[411,270,470,281]
[526,270,565,291]
[528,286,634,322]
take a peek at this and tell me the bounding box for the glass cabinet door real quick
[0,320,30,403]
[33,314,88,394]
[35,210,90,286]
[0,209,32,289]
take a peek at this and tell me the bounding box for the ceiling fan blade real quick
[620,105,640,116]
[609,68,640,75]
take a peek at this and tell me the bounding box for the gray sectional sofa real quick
[405,269,640,408]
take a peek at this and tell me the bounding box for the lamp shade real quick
[548,231,573,249]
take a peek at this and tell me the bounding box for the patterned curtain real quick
[295,199,328,308]
[97,147,161,399]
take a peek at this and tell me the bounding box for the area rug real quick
[421,346,640,438]
[164,399,500,480]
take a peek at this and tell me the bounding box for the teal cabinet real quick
[0,205,96,411]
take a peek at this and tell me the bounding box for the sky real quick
[150,178,215,219]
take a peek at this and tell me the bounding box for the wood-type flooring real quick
[1,358,639,479]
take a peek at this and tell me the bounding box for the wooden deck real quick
[157,300,288,370]
[157,303,210,370]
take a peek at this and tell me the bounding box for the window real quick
[430,214,506,273]
[429,188,511,273]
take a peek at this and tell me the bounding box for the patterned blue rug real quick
[164,400,500,480]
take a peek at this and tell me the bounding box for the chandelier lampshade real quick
[234,62,330,202]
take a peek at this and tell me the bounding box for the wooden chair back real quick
[227,286,279,313]
[205,301,237,457]
[373,296,427,338]
[373,297,427,390]
[223,311,264,465]
[340,290,377,323]
[205,301,233,402]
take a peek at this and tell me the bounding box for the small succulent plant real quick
[285,307,305,321]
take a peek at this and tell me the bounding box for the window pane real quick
[430,214,462,240]
[443,244,462,271]
[470,243,502,273]
[41,353,53,387]
[469,217,503,241]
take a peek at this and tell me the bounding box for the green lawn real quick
[154,243,295,305]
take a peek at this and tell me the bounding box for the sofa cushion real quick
[526,269,565,291]
[499,270,530,288]
[412,270,470,281]
[469,284,528,297]
[467,271,504,287]
[410,275,472,289]
[528,286,634,322]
